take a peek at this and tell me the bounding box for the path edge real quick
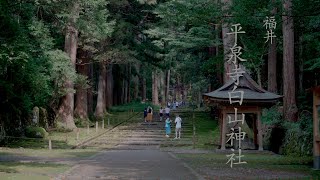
[168,152,205,180]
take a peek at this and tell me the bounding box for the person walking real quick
[165,117,172,137]
[165,106,170,117]
[159,107,164,121]
[146,107,153,122]
[143,108,148,122]
[174,114,182,139]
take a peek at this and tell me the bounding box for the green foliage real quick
[280,115,313,156]
[46,50,77,96]
[25,126,48,139]
[261,105,282,125]
[262,106,313,156]
[109,102,158,112]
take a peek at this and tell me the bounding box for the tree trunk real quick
[268,4,278,93]
[222,0,234,83]
[282,0,298,121]
[268,40,277,93]
[298,36,303,94]
[257,68,262,88]
[122,78,126,104]
[106,64,113,109]
[127,65,131,103]
[152,70,159,105]
[216,24,223,85]
[74,51,88,120]
[124,79,128,104]
[56,2,79,129]
[142,78,146,101]
[87,63,94,115]
[133,76,139,100]
[166,69,170,102]
[160,71,166,105]
[95,62,107,118]
[176,76,181,101]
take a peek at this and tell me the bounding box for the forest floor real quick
[0,106,319,179]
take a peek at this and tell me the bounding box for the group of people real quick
[167,101,184,110]
[165,114,182,139]
[143,105,182,139]
[143,106,153,123]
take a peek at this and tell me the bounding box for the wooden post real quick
[257,111,263,151]
[108,118,110,126]
[221,110,227,150]
[96,121,98,133]
[48,139,52,150]
[87,124,89,135]
[102,120,104,129]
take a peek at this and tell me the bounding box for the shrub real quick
[280,114,313,156]
[25,126,48,139]
[261,105,284,152]
[261,105,313,156]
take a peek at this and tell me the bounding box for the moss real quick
[25,126,48,139]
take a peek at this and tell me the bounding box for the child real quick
[165,117,172,137]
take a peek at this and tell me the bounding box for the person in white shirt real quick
[174,115,182,139]
[165,106,170,117]
[159,107,164,121]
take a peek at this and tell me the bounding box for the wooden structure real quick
[311,86,320,169]
[203,73,281,151]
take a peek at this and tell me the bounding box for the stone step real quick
[98,132,193,141]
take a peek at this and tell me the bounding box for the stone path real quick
[59,150,200,180]
[57,111,203,179]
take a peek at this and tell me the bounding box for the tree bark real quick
[127,64,131,103]
[122,78,126,104]
[298,36,303,94]
[142,77,146,101]
[95,62,107,118]
[215,25,223,85]
[222,0,234,83]
[87,63,94,115]
[56,2,79,129]
[152,70,159,105]
[268,40,277,93]
[282,0,298,121]
[74,50,88,120]
[166,69,170,102]
[106,64,113,109]
[160,71,166,105]
[268,3,278,93]
[176,76,181,101]
[257,68,262,88]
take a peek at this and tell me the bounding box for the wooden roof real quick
[203,73,282,106]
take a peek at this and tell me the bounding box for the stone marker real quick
[32,107,39,126]
[49,139,52,150]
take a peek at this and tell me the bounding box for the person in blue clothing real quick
[165,117,172,137]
